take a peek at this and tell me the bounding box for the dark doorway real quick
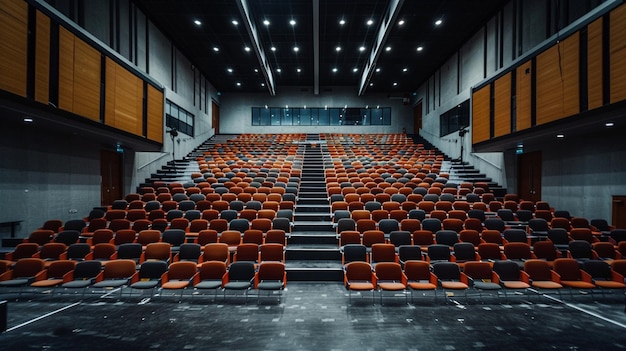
[517,151,542,202]
[100,150,123,206]
[413,100,422,135]
[612,196,626,229]
[212,100,220,134]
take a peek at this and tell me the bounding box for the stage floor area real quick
[2,282,626,350]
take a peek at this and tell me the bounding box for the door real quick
[612,196,626,229]
[100,150,123,206]
[212,100,220,134]
[517,151,542,202]
[413,100,422,135]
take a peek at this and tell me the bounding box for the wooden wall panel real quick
[516,61,532,131]
[73,37,101,121]
[471,85,491,144]
[147,84,164,143]
[493,73,511,138]
[536,32,580,125]
[587,18,603,110]
[0,0,28,97]
[105,58,143,136]
[35,10,50,104]
[610,3,626,103]
[58,27,75,112]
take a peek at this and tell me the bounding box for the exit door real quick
[517,151,542,202]
[100,150,123,206]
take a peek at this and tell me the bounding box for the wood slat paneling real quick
[58,27,75,112]
[147,84,164,143]
[472,85,491,144]
[516,61,532,131]
[610,3,626,103]
[493,72,511,138]
[587,18,603,110]
[0,0,28,97]
[35,10,50,104]
[105,58,143,136]
[73,37,101,121]
[536,32,580,125]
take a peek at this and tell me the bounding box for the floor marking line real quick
[5,302,81,333]
[527,288,626,329]
[99,287,122,299]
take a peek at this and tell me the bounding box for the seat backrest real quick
[198,261,227,280]
[492,260,521,281]
[72,261,102,279]
[503,229,527,243]
[162,229,186,247]
[503,242,532,259]
[523,260,552,280]
[553,258,582,280]
[345,261,373,281]
[582,260,611,280]
[117,243,143,261]
[12,258,46,278]
[227,261,256,281]
[342,244,368,264]
[463,261,493,280]
[257,262,285,281]
[102,259,136,279]
[202,243,229,262]
[374,262,403,281]
[403,260,431,281]
[432,262,460,280]
[138,260,168,279]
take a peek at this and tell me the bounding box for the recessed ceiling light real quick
[336,46,341,52]
[367,19,374,26]
[369,83,374,86]
[402,68,408,72]
[293,46,299,52]
[271,46,277,52]
[263,19,270,26]
[398,20,405,26]
[232,20,239,26]
[393,82,398,86]
[244,46,251,52]
[605,122,615,127]
[375,68,381,72]
[23,117,33,123]
[332,68,338,73]
[193,20,202,26]
[353,68,358,72]
[556,134,565,138]
[359,46,366,52]
[236,82,241,86]
[385,46,391,51]
[254,68,259,73]
[339,19,346,25]
[290,19,296,26]
[227,68,233,73]
[416,46,424,52]
[261,83,265,87]
[212,46,220,52]
[435,19,443,26]
[276,68,282,73]
[296,68,301,73]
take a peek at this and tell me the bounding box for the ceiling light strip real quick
[358,0,404,96]
[313,0,320,95]
[236,0,276,95]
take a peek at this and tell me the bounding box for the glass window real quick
[165,100,194,137]
[249,106,392,126]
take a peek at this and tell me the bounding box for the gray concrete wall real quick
[414,0,619,222]
[219,86,412,134]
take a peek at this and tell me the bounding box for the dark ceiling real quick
[133,0,506,95]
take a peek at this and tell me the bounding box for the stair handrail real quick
[470,153,502,171]
[137,152,171,170]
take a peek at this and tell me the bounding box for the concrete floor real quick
[2,282,626,350]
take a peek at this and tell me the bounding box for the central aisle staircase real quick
[285,134,342,281]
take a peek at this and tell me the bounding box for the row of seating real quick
[340,240,621,268]
[0,258,286,303]
[344,258,626,304]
